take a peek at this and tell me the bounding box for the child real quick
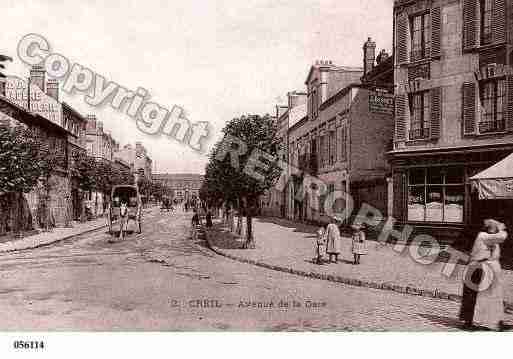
[315,226,326,264]
[351,223,368,265]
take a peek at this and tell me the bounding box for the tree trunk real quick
[243,197,256,249]
[14,192,22,237]
[235,200,243,236]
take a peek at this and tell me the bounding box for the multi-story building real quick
[0,84,73,233]
[115,142,153,180]
[389,0,513,243]
[261,93,307,218]
[152,173,204,203]
[284,39,394,224]
[85,115,118,163]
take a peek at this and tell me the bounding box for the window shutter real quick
[431,7,442,58]
[395,94,408,141]
[462,82,476,135]
[430,87,442,139]
[507,75,513,132]
[492,0,506,44]
[463,0,478,50]
[397,13,409,65]
[392,171,406,222]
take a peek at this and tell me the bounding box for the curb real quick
[0,208,156,254]
[204,228,513,312]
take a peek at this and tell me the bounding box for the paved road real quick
[0,210,464,331]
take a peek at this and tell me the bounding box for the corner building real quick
[390,0,513,243]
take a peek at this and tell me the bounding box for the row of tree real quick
[199,114,281,248]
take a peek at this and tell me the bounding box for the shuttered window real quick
[478,78,506,133]
[431,7,441,58]
[410,12,431,61]
[462,82,477,134]
[481,0,493,45]
[395,94,408,140]
[463,0,478,50]
[507,76,513,132]
[397,14,409,64]
[409,91,430,140]
[430,87,442,139]
[491,0,506,44]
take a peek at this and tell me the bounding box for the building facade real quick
[85,115,118,163]
[0,92,72,234]
[389,0,513,243]
[115,142,153,180]
[152,173,204,203]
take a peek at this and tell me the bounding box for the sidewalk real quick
[205,216,513,308]
[0,207,156,253]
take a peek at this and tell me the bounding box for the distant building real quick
[152,173,204,202]
[85,114,118,163]
[115,142,152,180]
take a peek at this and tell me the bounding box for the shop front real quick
[390,145,513,245]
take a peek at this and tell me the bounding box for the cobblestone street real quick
[0,211,468,331]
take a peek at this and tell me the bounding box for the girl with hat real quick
[351,223,368,265]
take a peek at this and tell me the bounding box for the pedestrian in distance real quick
[191,209,201,240]
[315,225,327,264]
[351,223,368,265]
[205,209,213,228]
[459,219,508,331]
[325,216,342,263]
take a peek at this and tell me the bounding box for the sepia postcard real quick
[1,1,513,353]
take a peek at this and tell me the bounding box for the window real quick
[409,91,430,140]
[410,12,431,61]
[479,78,506,133]
[328,130,336,165]
[340,126,347,161]
[407,167,464,223]
[480,0,493,45]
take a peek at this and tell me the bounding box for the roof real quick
[153,173,204,180]
[62,102,87,122]
[305,63,363,85]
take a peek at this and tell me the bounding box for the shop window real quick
[407,167,464,223]
[479,78,506,133]
[410,12,431,61]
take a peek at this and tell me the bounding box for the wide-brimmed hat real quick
[483,219,505,233]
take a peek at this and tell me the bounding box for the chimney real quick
[288,91,307,109]
[30,65,46,91]
[363,37,376,75]
[46,79,59,100]
[97,121,104,132]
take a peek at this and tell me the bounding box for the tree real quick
[202,114,281,248]
[0,123,43,233]
[71,151,98,222]
[37,136,67,230]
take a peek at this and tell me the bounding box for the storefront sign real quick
[4,76,63,128]
[369,91,394,115]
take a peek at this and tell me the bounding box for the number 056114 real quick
[13,341,45,350]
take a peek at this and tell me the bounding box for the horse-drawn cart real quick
[107,185,142,240]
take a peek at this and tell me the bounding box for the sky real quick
[1,0,393,174]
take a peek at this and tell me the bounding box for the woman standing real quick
[459,219,508,330]
[325,217,342,263]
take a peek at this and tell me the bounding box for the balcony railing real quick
[410,47,431,62]
[409,127,430,140]
[479,119,505,134]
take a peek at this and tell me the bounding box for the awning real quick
[470,153,513,199]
